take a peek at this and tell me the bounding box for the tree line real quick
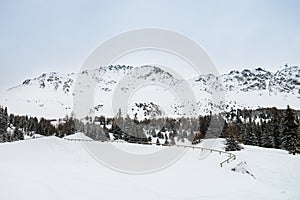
[0,105,299,155]
[0,106,76,142]
[222,106,300,154]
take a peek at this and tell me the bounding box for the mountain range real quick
[1,65,299,119]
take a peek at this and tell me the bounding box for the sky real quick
[0,0,300,92]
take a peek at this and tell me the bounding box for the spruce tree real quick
[281,106,300,155]
[0,107,8,142]
[261,121,274,148]
[164,138,169,145]
[271,110,282,149]
[14,127,24,140]
[243,121,258,146]
[156,138,160,145]
[225,124,242,151]
[255,122,263,147]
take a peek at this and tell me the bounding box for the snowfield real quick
[0,134,299,200]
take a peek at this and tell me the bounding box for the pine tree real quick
[0,107,8,142]
[220,121,228,138]
[225,124,242,151]
[14,127,24,140]
[110,119,123,140]
[270,110,282,149]
[255,122,263,147]
[164,138,169,145]
[243,120,258,146]
[61,116,76,136]
[261,121,274,148]
[281,106,300,155]
[156,138,160,145]
[157,131,164,139]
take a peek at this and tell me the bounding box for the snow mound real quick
[231,161,255,179]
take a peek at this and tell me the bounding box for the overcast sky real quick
[1,0,300,92]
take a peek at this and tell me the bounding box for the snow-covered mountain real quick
[1,65,299,119]
[192,66,299,94]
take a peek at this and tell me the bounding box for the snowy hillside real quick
[1,65,299,119]
[0,134,299,200]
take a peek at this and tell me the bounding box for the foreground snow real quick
[0,134,299,200]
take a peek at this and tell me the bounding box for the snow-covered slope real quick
[0,134,299,200]
[1,65,299,118]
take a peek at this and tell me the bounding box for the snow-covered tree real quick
[156,138,160,145]
[14,127,24,140]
